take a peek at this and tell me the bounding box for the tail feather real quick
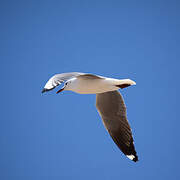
[115,79,136,89]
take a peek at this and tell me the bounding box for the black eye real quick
[65,82,68,85]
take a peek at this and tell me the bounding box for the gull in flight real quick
[42,72,138,162]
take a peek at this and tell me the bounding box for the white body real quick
[65,77,135,94]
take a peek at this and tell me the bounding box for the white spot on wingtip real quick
[126,155,135,160]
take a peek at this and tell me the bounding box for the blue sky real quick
[0,0,180,179]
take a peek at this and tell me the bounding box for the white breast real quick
[69,78,119,94]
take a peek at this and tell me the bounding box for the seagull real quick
[42,72,138,162]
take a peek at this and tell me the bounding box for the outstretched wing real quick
[77,74,105,80]
[96,90,138,162]
[42,72,84,93]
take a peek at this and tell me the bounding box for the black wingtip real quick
[133,155,138,162]
[41,86,56,94]
[42,88,48,93]
[126,154,138,162]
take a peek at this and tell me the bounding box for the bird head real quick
[56,79,73,94]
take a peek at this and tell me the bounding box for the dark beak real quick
[56,87,65,94]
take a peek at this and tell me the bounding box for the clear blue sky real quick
[1,0,180,179]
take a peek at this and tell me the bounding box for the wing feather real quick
[96,90,138,162]
[77,74,104,80]
[42,72,84,93]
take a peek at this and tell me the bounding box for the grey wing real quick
[42,72,85,93]
[77,73,105,80]
[96,90,138,162]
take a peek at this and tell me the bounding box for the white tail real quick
[115,79,136,89]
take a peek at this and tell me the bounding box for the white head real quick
[56,78,76,94]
